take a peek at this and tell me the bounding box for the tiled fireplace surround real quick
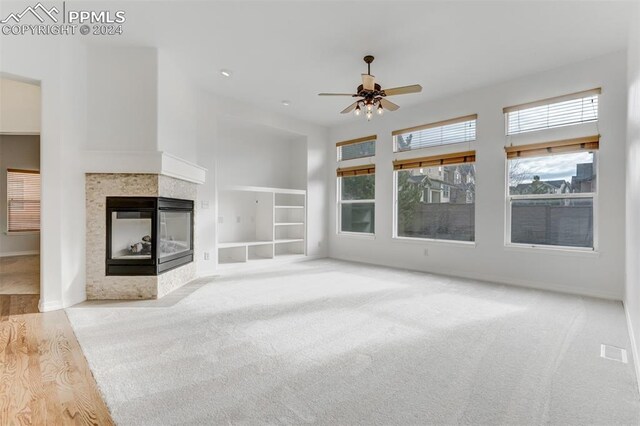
[86,173,197,299]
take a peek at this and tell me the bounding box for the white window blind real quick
[393,115,477,152]
[505,89,599,135]
[7,169,40,232]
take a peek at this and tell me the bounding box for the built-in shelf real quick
[220,185,305,195]
[218,240,272,249]
[217,185,306,266]
[219,238,304,248]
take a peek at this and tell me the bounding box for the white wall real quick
[157,50,198,163]
[0,36,88,310]
[0,135,40,256]
[217,122,306,189]
[194,93,329,276]
[329,51,627,300]
[625,1,640,392]
[86,46,157,152]
[0,78,40,134]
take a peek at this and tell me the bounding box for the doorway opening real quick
[0,76,41,298]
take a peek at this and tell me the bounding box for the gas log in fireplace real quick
[106,197,194,275]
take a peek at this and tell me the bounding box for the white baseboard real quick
[624,301,640,397]
[38,299,63,312]
[210,254,326,276]
[0,250,39,258]
[328,254,622,301]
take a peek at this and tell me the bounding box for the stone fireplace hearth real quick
[86,173,197,300]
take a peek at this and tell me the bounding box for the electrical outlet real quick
[236,216,241,223]
[218,216,224,224]
[204,252,210,261]
[201,200,210,209]
[317,241,322,248]
[423,248,429,256]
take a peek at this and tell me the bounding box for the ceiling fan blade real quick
[318,93,355,96]
[383,84,423,96]
[340,102,359,114]
[362,74,375,91]
[380,98,400,111]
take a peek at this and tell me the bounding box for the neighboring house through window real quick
[505,136,599,249]
[393,150,476,242]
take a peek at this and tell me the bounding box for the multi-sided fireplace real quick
[106,196,194,276]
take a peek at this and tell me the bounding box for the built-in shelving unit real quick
[217,185,306,266]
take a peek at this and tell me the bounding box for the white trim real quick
[160,151,207,184]
[215,254,325,275]
[0,71,41,86]
[83,150,207,185]
[220,185,306,195]
[84,150,163,173]
[624,302,640,396]
[0,249,39,257]
[504,243,598,256]
[38,299,62,312]
[340,199,376,204]
[509,193,594,200]
[337,231,375,240]
[393,236,476,247]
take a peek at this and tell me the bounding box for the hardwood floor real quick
[0,255,40,295]
[0,295,113,425]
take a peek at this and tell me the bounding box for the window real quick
[337,135,376,161]
[7,169,40,232]
[504,88,599,135]
[394,151,475,242]
[506,135,598,249]
[393,114,477,152]
[337,165,375,234]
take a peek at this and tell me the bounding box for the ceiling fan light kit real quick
[319,55,422,121]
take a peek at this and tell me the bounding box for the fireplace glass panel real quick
[159,211,191,259]
[110,211,153,259]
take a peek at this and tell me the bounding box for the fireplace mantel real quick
[83,151,207,184]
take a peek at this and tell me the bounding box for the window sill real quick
[337,232,375,240]
[504,243,598,257]
[393,236,476,247]
[4,231,40,236]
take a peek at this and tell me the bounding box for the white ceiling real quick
[88,1,632,126]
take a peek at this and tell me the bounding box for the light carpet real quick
[66,259,640,425]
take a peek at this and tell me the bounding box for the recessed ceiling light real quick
[282,100,291,106]
[220,69,232,77]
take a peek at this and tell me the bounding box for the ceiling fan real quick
[319,55,422,120]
